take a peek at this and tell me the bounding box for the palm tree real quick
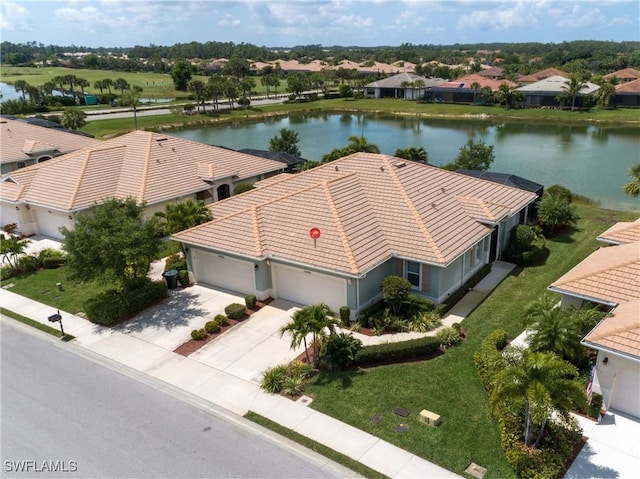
[562,74,588,111]
[490,350,584,448]
[395,146,428,164]
[102,78,114,96]
[154,200,211,236]
[304,304,339,367]
[188,80,207,112]
[470,81,481,104]
[93,80,105,95]
[623,164,640,197]
[207,75,226,111]
[280,309,313,364]
[13,80,29,102]
[60,107,87,130]
[344,135,380,154]
[495,84,521,108]
[114,78,130,97]
[120,85,143,130]
[522,295,584,366]
[0,236,30,269]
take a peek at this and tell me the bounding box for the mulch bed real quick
[173,298,274,357]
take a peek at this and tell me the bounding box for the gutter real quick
[546,286,619,309]
[580,340,640,364]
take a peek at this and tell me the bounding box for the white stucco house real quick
[549,219,640,418]
[363,73,446,99]
[173,153,537,315]
[0,130,284,239]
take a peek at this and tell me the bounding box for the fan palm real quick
[623,164,640,198]
[155,200,211,236]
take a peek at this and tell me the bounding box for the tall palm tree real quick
[93,80,105,95]
[188,80,207,112]
[120,85,143,130]
[0,236,30,270]
[280,308,313,364]
[395,146,428,164]
[114,78,130,97]
[623,164,640,197]
[13,80,29,102]
[154,200,211,236]
[102,78,114,96]
[562,74,588,111]
[344,135,380,154]
[490,350,584,448]
[470,81,481,104]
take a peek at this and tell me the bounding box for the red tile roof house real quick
[0,131,284,239]
[1,118,99,174]
[548,219,640,418]
[173,153,537,317]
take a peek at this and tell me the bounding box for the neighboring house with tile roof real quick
[518,67,569,84]
[548,222,640,418]
[603,67,640,83]
[363,73,446,99]
[0,131,284,238]
[517,76,600,108]
[423,74,516,104]
[612,78,640,107]
[0,118,99,174]
[173,153,537,315]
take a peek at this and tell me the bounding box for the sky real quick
[1,0,638,49]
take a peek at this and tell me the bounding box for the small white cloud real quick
[335,14,373,29]
[393,10,424,29]
[0,1,32,32]
[456,1,539,31]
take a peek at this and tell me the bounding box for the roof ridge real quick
[455,194,497,221]
[554,255,640,287]
[384,156,445,263]
[588,321,640,342]
[251,206,263,257]
[322,181,359,274]
[137,132,152,201]
[67,149,92,210]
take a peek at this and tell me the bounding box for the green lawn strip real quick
[243,411,388,479]
[0,267,116,314]
[0,307,74,340]
[306,205,638,479]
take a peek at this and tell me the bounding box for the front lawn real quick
[305,205,638,479]
[1,267,116,315]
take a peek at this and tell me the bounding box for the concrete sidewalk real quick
[0,262,518,478]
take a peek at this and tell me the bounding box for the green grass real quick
[0,267,116,314]
[0,307,74,339]
[305,205,638,479]
[244,411,389,479]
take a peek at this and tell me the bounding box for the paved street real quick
[0,320,346,478]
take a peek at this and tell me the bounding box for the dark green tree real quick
[537,194,578,236]
[61,198,161,292]
[394,146,428,164]
[170,61,193,91]
[60,107,87,130]
[154,200,211,236]
[443,138,495,171]
[382,276,412,316]
[269,128,301,156]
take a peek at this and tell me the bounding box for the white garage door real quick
[196,252,255,295]
[611,366,640,418]
[35,209,71,239]
[273,264,346,312]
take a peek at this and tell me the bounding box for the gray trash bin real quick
[162,269,179,289]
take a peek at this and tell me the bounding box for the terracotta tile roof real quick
[615,78,640,94]
[174,153,536,275]
[476,66,504,78]
[529,67,569,80]
[604,68,640,81]
[598,219,640,245]
[549,242,640,305]
[583,299,640,360]
[439,74,516,91]
[1,131,283,209]
[1,119,99,165]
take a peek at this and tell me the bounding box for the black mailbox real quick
[48,313,62,323]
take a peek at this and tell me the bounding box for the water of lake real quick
[168,113,640,211]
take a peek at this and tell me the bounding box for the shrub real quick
[2,223,18,235]
[319,333,363,370]
[355,336,441,365]
[370,313,407,335]
[214,314,228,326]
[234,183,255,195]
[204,320,220,334]
[177,270,190,287]
[1,265,15,280]
[339,306,351,325]
[382,276,412,316]
[164,253,186,272]
[404,295,435,317]
[437,326,462,349]
[473,329,508,391]
[225,303,246,319]
[244,294,257,309]
[191,328,207,341]
[409,310,442,332]
[545,184,573,203]
[261,364,288,393]
[281,375,305,397]
[17,255,39,273]
[357,301,386,328]
[84,279,168,326]
[43,256,68,269]
[286,360,312,379]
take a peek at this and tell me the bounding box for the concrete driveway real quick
[189,299,305,384]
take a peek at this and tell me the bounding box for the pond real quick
[168,113,640,211]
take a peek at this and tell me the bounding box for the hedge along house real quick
[0,118,99,174]
[0,130,284,239]
[173,153,537,316]
[548,219,640,418]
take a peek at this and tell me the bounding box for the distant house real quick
[517,76,600,108]
[517,67,569,84]
[0,131,284,238]
[0,118,99,174]
[612,79,640,107]
[238,149,308,173]
[476,66,504,79]
[173,153,537,314]
[424,74,516,104]
[363,73,445,99]
[603,68,640,84]
[549,219,640,419]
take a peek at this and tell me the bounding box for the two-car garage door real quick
[273,264,346,312]
[196,252,255,295]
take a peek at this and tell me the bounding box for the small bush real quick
[1,265,16,280]
[244,294,257,309]
[355,336,441,365]
[409,311,442,332]
[43,256,68,269]
[357,301,386,328]
[339,306,351,325]
[165,253,186,272]
[234,183,255,195]
[214,314,228,326]
[261,364,288,393]
[191,328,208,341]
[370,313,407,335]
[437,326,462,349]
[177,270,190,287]
[286,360,312,379]
[18,255,39,273]
[281,375,305,397]
[260,361,311,395]
[473,329,508,391]
[204,320,220,334]
[225,303,246,319]
[545,184,573,203]
[319,332,363,370]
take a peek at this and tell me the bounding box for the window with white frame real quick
[405,260,421,289]
[473,241,483,266]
